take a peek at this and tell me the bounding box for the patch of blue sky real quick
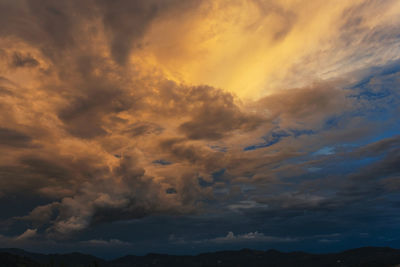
[244,143,275,151]
[349,90,392,101]
[331,74,397,127]
[244,144,271,151]
[346,59,400,90]
[364,127,400,146]
[212,168,226,181]
[331,108,399,152]
[323,105,394,134]
[350,93,398,112]
[345,63,400,119]
[323,115,346,130]
[244,130,291,151]
[379,59,400,76]
[198,168,228,187]
[289,129,315,138]
[152,159,172,165]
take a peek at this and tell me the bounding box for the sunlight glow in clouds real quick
[137,0,400,98]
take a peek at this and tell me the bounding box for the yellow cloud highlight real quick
[137,0,400,99]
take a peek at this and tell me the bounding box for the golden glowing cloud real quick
[136,0,400,99]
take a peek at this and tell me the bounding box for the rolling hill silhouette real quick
[1,247,400,267]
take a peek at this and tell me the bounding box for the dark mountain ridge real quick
[1,246,400,267]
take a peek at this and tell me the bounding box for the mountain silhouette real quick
[1,247,400,267]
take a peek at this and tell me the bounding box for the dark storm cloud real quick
[353,135,400,157]
[0,65,394,240]
[343,145,400,196]
[123,122,163,137]
[99,0,163,64]
[11,52,39,68]
[16,157,164,236]
[100,0,203,64]
[0,34,265,237]
[255,135,400,217]
[0,127,32,147]
[177,91,264,140]
[159,138,224,170]
[58,87,128,139]
[178,87,264,140]
[25,0,79,49]
[0,86,13,96]
[0,0,200,64]
[0,0,92,63]
[40,154,201,236]
[0,150,104,198]
[256,82,349,122]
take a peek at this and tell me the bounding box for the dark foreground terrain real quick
[1,247,400,267]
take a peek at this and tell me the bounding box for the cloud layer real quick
[0,0,399,256]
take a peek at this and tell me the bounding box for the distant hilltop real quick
[1,246,400,267]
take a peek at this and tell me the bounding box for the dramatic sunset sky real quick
[1,0,400,258]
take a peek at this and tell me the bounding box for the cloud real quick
[11,52,39,68]
[15,229,37,241]
[177,86,265,140]
[39,155,191,236]
[80,238,131,247]
[0,127,33,147]
[0,0,399,251]
[136,0,400,98]
[169,231,298,245]
[207,231,297,243]
[228,200,269,213]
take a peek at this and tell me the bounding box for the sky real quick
[0,0,400,259]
